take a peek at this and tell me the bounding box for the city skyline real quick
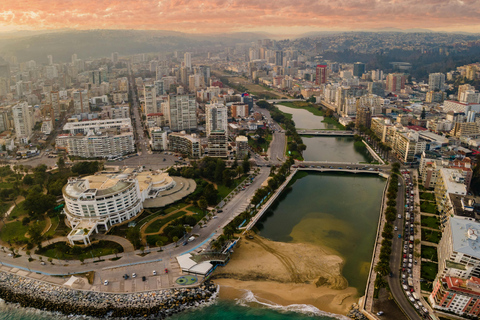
[2,0,480,34]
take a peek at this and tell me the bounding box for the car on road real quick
[153,270,157,276]
[123,274,129,280]
[142,276,147,281]
[104,280,109,286]
[394,226,398,231]
[217,209,223,213]
[398,214,402,219]
[376,311,384,316]
[132,273,137,278]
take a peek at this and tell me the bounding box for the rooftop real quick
[450,217,480,258]
[441,168,467,195]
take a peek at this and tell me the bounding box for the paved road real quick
[388,175,422,320]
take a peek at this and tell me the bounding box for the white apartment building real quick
[437,217,480,280]
[144,84,157,116]
[63,118,132,134]
[149,127,167,151]
[12,102,33,144]
[184,52,191,69]
[165,94,197,131]
[205,103,228,136]
[58,132,135,158]
[429,73,446,91]
[168,132,201,158]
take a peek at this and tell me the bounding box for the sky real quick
[1,0,480,34]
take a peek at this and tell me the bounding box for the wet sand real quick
[212,234,359,315]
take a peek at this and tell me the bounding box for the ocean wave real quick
[235,289,350,320]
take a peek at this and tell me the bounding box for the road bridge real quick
[298,130,354,136]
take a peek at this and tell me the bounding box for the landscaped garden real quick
[421,245,438,262]
[420,192,435,201]
[420,201,437,214]
[421,229,442,244]
[421,215,441,230]
[35,240,124,261]
[421,261,438,282]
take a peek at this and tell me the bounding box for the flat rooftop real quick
[450,217,480,258]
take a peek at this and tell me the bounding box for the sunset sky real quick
[1,0,480,34]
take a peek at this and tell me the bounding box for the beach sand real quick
[212,234,359,315]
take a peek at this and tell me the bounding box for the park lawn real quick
[421,281,433,292]
[186,205,205,215]
[248,133,272,153]
[278,101,324,116]
[8,201,28,221]
[164,202,189,214]
[36,240,123,260]
[421,245,438,262]
[146,234,169,247]
[217,175,248,199]
[421,262,438,282]
[1,219,46,243]
[420,192,435,201]
[421,215,440,230]
[420,201,437,214]
[45,215,60,237]
[0,202,11,215]
[421,229,442,244]
[144,210,187,234]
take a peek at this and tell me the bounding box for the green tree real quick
[126,228,141,248]
[27,223,44,245]
[242,155,250,174]
[173,236,179,246]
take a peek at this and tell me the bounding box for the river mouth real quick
[257,172,386,294]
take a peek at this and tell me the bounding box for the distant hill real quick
[0,30,267,63]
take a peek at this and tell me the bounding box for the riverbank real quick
[0,271,217,319]
[211,234,358,316]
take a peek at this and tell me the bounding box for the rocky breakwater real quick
[0,272,217,318]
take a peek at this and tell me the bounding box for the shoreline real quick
[0,271,217,319]
[211,234,360,316]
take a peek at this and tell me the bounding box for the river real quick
[302,136,371,163]
[275,104,337,130]
[257,172,386,294]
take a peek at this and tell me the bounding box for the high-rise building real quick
[184,52,191,69]
[205,103,228,136]
[73,90,89,114]
[47,55,53,65]
[50,91,60,119]
[144,84,157,116]
[315,65,327,85]
[71,53,77,64]
[275,51,283,66]
[353,62,365,77]
[0,59,10,97]
[429,73,446,91]
[355,105,372,129]
[111,52,119,64]
[165,94,197,131]
[154,80,165,96]
[12,102,33,144]
[235,135,249,158]
[207,130,228,158]
[386,73,406,92]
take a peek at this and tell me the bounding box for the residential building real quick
[450,122,480,138]
[144,84,157,116]
[207,130,228,158]
[235,135,248,158]
[12,102,33,144]
[355,105,372,128]
[315,65,327,85]
[429,276,480,317]
[112,92,128,104]
[168,132,201,158]
[353,62,366,77]
[58,132,135,159]
[429,73,446,91]
[231,103,249,118]
[184,52,191,69]
[149,127,167,151]
[386,73,405,92]
[165,94,197,131]
[426,91,446,103]
[205,103,228,136]
[73,90,89,114]
[437,217,480,282]
[63,118,132,134]
[435,168,468,218]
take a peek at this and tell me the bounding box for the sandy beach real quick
[212,234,360,315]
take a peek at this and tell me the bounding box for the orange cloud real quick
[1,0,480,33]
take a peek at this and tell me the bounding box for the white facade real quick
[149,127,167,151]
[165,94,197,131]
[205,103,228,136]
[429,73,446,91]
[144,84,157,116]
[184,52,191,69]
[12,102,33,144]
[58,132,135,158]
[63,118,132,134]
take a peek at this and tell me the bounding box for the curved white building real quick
[63,169,176,245]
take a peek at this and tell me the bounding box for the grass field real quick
[420,201,437,214]
[421,215,440,230]
[36,240,124,260]
[144,211,187,234]
[421,245,438,262]
[8,201,28,221]
[421,229,442,244]
[1,219,46,243]
[421,262,438,282]
[420,192,435,201]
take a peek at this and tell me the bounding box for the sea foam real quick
[236,289,350,320]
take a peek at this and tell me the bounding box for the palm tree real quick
[172,236,179,247]
[112,248,119,258]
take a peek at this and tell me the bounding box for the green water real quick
[0,299,338,319]
[276,105,336,130]
[303,136,371,163]
[257,172,385,294]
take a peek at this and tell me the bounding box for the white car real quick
[153,270,157,276]
[104,280,109,286]
[132,273,137,278]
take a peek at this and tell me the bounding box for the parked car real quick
[104,280,109,286]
